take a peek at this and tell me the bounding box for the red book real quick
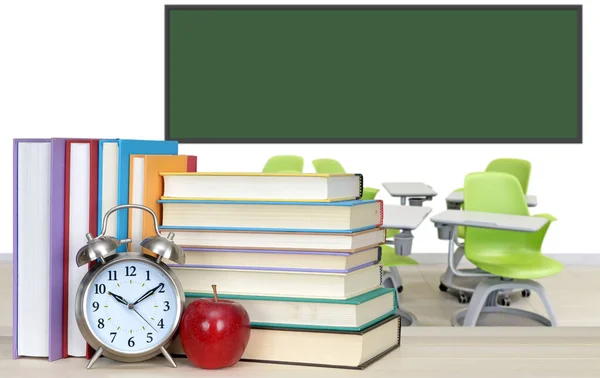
[62,139,99,358]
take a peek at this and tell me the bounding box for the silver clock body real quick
[74,252,185,363]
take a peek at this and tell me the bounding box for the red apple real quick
[179,285,251,369]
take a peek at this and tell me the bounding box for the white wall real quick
[1,0,597,256]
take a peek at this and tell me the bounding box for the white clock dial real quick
[84,259,179,354]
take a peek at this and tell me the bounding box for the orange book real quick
[128,154,197,254]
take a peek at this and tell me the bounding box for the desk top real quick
[382,182,437,197]
[3,328,600,377]
[445,191,538,207]
[430,209,548,232]
[382,205,432,230]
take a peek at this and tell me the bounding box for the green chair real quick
[311,158,379,200]
[439,158,533,305]
[450,171,561,326]
[262,155,304,173]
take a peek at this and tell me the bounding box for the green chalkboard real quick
[165,5,582,143]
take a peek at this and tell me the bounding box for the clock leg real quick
[161,346,177,368]
[86,347,104,369]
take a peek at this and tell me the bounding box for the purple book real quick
[171,247,382,273]
[13,138,66,361]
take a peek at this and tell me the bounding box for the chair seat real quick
[467,253,563,280]
[380,245,418,266]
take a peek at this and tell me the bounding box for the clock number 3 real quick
[163,301,170,311]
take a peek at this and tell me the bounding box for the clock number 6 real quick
[128,337,135,347]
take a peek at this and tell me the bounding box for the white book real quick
[161,172,363,202]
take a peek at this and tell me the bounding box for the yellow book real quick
[159,172,364,202]
[128,155,197,253]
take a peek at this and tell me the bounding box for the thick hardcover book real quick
[184,287,397,332]
[97,139,178,252]
[159,199,384,233]
[127,154,197,253]
[169,314,401,369]
[13,138,66,361]
[62,139,99,358]
[160,172,364,202]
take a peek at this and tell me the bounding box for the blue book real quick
[98,139,178,251]
[158,199,383,233]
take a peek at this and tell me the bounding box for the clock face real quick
[84,258,180,354]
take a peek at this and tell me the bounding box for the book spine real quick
[12,140,19,359]
[376,200,384,227]
[379,265,383,285]
[355,173,363,200]
[61,142,73,358]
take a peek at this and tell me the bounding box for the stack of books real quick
[160,172,401,369]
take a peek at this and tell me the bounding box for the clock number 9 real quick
[92,301,99,312]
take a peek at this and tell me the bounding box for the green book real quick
[184,287,397,331]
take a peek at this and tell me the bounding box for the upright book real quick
[127,154,196,252]
[160,172,363,202]
[62,139,99,358]
[13,138,66,361]
[97,139,178,252]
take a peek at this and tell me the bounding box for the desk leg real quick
[400,196,407,206]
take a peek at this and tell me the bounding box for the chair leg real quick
[462,280,499,326]
[459,278,557,327]
[526,281,558,326]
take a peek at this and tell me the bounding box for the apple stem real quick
[212,284,218,302]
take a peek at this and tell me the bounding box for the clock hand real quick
[131,308,158,333]
[107,291,129,306]
[132,283,164,306]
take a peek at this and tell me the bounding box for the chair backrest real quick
[485,158,531,194]
[262,155,304,173]
[312,158,346,174]
[463,172,530,259]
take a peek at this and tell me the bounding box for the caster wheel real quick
[458,293,469,304]
[498,296,511,307]
[397,286,404,294]
[439,283,448,292]
[522,289,531,297]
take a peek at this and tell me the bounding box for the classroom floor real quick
[1,260,599,336]
[2,261,600,377]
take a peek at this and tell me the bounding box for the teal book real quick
[97,139,178,251]
[184,287,397,332]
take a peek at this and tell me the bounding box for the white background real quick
[1,0,597,256]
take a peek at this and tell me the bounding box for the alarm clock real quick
[74,204,186,369]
